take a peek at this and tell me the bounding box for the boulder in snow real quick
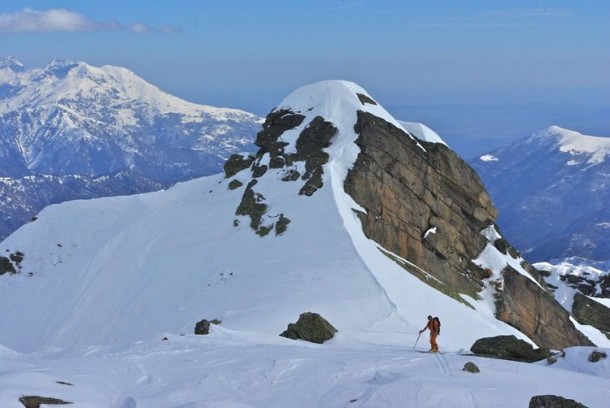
[528,394,588,408]
[280,312,337,344]
[470,335,550,362]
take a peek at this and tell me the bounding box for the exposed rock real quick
[295,116,336,196]
[224,154,255,178]
[572,293,610,340]
[495,267,594,349]
[228,179,243,190]
[194,319,211,335]
[344,111,497,300]
[558,273,608,298]
[235,180,268,235]
[280,312,337,344]
[601,274,610,297]
[0,256,17,275]
[19,396,72,407]
[0,250,24,275]
[356,93,377,105]
[232,109,336,236]
[255,109,305,154]
[462,362,480,373]
[588,350,607,363]
[275,214,291,235]
[470,335,551,362]
[528,394,588,408]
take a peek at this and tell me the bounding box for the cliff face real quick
[497,267,593,348]
[343,110,592,349]
[345,111,496,299]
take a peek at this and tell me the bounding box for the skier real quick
[419,315,440,352]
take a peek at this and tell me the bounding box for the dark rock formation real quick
[235,180,270,236]
[555,271,610,298]
[463,362,480,373]
[529,395,588,408]
[588,350,607,363]
[280,312,337,344]
[0,250,24,275]
[345,111,497,299]
[496,267,594,348]
[224,154,255,178]
[572,293,610,340]
[343,110,591,349]
[231,109,336,236]
[470,335,551,362]
[19,396,73,408]
[194,319,211,335]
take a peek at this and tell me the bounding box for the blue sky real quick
[1,1,608,156]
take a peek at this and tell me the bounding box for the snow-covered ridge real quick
[399,121,447,146]
[535,125,610,165]
[273,81,424,165]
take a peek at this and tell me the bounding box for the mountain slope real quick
[470,126,610,263]
[0,57,262,240]
[1,81,601,353]
[1,80,608,407]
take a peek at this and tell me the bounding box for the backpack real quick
[433,317,441,335]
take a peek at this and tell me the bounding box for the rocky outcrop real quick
[343,111,592,349]
[554,271,610,298]
[529,395,588,408]
[19,395,73,408]
[496,267,594,348]
[345,111,495,299]
[463,362,480,373]
[572,293,610,340]
[0,250,24,275]
[228,109,335,235]
[470,335,551,362]
[280,312,337,344]
[194,319,211,335]
[588,350,607,362]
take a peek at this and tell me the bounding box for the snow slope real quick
[0,81,608,407]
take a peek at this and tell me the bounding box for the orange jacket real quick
[426,318,439,334]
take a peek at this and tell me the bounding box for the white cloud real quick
[129,22,153,34]
[0,8,181,34]
[0,8,95,32]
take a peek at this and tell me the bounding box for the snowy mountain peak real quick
[530,126,610,165]
[270,80,423,159]
[0,57,263,240]
[278,80,412,141]
[0,56,25,72]
[471,125,610,262]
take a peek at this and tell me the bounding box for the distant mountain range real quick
[470,126,610,264]
[0,56,262,240]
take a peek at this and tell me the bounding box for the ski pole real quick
[412,332,422,351]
